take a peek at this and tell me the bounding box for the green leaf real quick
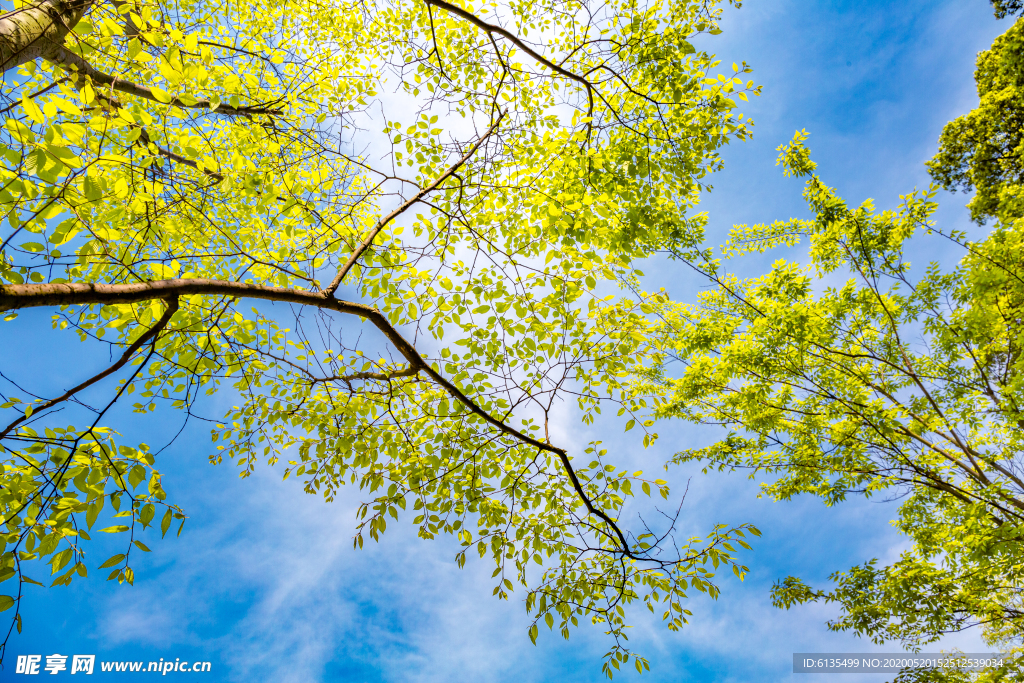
[82,175,103,201]
[160,508,172,538]
[86,497,103,529]
[150,87,174,104]
[128,464,146,489]
[139,503,155,527]
[52,98,83,116]
[50,549,73,574]
[21,95,44,125]
[98,554,125,569]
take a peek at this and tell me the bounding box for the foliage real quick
[648,126,1024,674]
[0,0,762,673]
[928,17,1024,224]
[989,0,1024,20]
[642,15,1024,678]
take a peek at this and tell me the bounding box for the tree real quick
[0,0,763,673]
[654,139,1024,674]
[928,14,1024,224]
[647,21,1024,677]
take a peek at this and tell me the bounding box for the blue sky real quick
[0,1,1015,682]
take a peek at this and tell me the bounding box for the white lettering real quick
[18,655,41,675]
[44,654,67,675]
[70,655,95,675]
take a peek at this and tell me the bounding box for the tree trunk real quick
[0,0,94,73]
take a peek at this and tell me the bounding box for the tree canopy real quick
[929,16,1024,224]
[648,16,1024,680]
[0,0,763,674]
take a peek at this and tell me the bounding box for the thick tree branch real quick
[0,276,639,557]
[0,0,93,73]
[0,279,377,313]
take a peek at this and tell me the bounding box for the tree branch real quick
[423,0,592,90]
[323,111,505,296]
[0,295,178,441]
[0,0,94,73]
[51,47,282,117]
[0,276,639,558]
[138,128,224,182]
[427,1,597,140]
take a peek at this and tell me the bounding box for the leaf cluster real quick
[647,130,1024,666]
